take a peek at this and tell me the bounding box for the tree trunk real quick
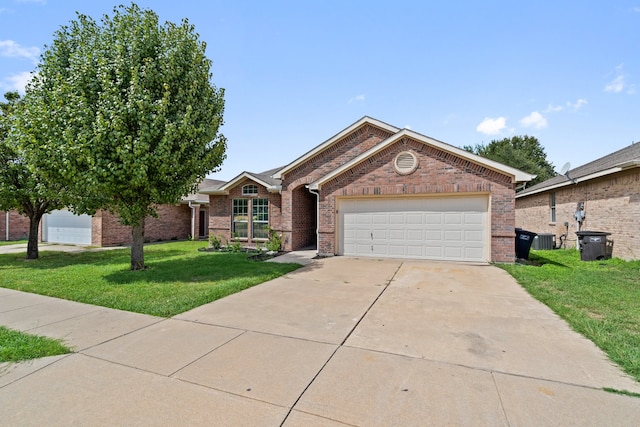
[131,218,145,270]
[26,213,42,260]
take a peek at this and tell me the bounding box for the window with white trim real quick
[232,199,248,238]
[242,184,258,195]
[252,198,269,239]
[550,192,556,223]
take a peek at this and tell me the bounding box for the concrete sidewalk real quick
[1,257,640,426]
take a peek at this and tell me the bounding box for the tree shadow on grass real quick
[525,251,571,268]
[0,247,198,271]
[102,252,302,285]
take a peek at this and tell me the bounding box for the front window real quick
[550,192,556,223]
[232,199,248,238]
[242,184,258,195]
[252,199,269,239]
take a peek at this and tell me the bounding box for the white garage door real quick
[44,210,92,245]
[339,196,488,262]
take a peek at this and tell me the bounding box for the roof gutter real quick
[516,166,628,198]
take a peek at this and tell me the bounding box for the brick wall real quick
[279,124,394,251]
[290,186,317,250]
[516,169,640,260]
[208,178,280,247]
[0,209,30,241]
[318,137,516,262]
[96,204,191,246]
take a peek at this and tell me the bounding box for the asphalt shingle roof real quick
[518,142,640,197]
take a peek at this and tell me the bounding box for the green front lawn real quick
[0,326,71,362]
[499,249,640,382]
[0,241,301,317]
[0,239,27,246]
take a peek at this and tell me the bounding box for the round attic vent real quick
[394,151,418,175]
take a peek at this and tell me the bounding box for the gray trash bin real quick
[576,231,611,261]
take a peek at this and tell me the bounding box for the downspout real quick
[308,188,320,256]
[188,201,198,240]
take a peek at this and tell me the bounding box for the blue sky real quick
[1,1,639,181]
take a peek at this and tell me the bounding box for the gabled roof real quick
[201,167,284,195]
[182,178,226,204]
[272,116,400,180]
[517,142,640,198]
[308,128,535,190]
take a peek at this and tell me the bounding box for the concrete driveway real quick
[1,257,639,425]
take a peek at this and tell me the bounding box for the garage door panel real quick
[356,215,371,225]
[339,196,487,262]
[389,230,405,240]
[465,230,484,243]
[406,213,424,224]
[356,229,371,239]
[372,244,389,255]
[445,247,464,258]
[444,230,463,241]
[406,228,424,239]
[372,230,388,239]
[388,245,406,256]
[465,247,484,259]
[372,214,387,225]
[465,212,484,225]
[388,214,405,224]
[444,213,463,225]
[425,213,442,224]
[425,230,443,241]
[407,245,426,257]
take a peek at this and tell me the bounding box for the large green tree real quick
[18,3,226,269]
[0,91,66,259]
[464,135,555,188]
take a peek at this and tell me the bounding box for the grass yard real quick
[0,239,27,247]
[0,326,71,363]
[499,249,640,382]
[0,241,301,317]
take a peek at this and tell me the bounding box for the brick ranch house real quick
[205,117,534,263]
[1,179,222,246]
[516,142,640,260]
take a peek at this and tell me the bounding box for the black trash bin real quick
[576,231,611,261]
[515,228,537,260]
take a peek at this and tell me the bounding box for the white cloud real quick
[605,75,625,93]
[476,117,506,135]
[520,111,548,129]
[544,99,587,113]
[348,94,365,104]
[604,64,634,94]
[543,104,564,113]
[0,40,40,63]
[1,71,33,93]
[568,98,588,110]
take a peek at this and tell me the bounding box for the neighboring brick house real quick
[35,179,222,246]
[206,117,534,263]
[1,210,30,241]
[516,143,640,260]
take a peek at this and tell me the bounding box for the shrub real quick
[265,226,282,252]
[209,234,222,250]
